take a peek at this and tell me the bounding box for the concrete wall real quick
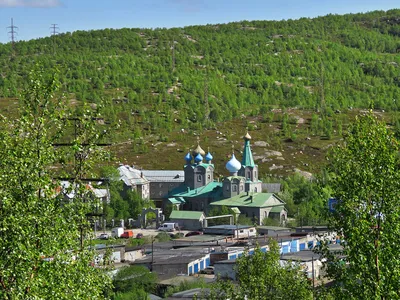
[124,249,145,262]
[150,182,182,200]
[170,218,204,230]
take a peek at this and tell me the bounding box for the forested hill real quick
[0,9,400,174]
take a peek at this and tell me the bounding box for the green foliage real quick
[278,173,329,225]
[0,66,112,299]
[155,232,171,242]
[207,206,234,225]
[321,113,400,299]
[164,279,208,298]
[1,10,400,140]
[112,265,157,299]
[206,239,312,299]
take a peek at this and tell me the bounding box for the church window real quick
[247,172,251,179]
[255,187,257,192]
[233,185,237,192]
[226,185,229,191]
[240,185,243,191]
[207,174,211,180]
[255,171,257,178]
[198,175,202,182]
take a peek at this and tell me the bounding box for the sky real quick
[0,0,398,44]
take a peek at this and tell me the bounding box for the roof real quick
[171,181,222,198]
[205,225,254,230]
[168,197,186,204]
[118,165,149,186]
[170,211,205,220]
[59,181,109,201]
[269,206,284,213]
[142,170,184,183]
[257,226,290,231]
[210,192,285,208]
[241,139,255,167]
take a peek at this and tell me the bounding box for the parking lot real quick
[95,228,192,239]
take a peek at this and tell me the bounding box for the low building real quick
[131,248,211,280]
[280,250,323,279]
[204,225,256,239]
[209,193,287,226]
[169,210,206,230]
[257,226,291,237]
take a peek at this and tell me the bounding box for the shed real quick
[169,211,206,230]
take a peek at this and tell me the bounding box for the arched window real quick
[197,175,202,182]
[233,185,237,192]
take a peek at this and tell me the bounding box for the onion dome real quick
[226,153,241,174]
[192,143,206,157]
[194,153,203,163]
[244,131,252,141]
[185,151,192,163]
[205,152,213,162]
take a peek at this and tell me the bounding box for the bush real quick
[155,232,171,242]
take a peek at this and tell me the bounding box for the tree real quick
[0,66,112,299]
[112,265,157,299]
[207,239,312,299]
[322,113,400,299]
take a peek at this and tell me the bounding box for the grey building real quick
[142,170,184,207]
[118,165,150,200]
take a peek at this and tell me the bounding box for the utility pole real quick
[50,23,59,55]
[7,18,18,56]
[204,69,209,122]
[320,62,325,115]
[171,40,175,72]
[53,117,111,250]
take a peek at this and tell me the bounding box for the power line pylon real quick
[7,18,18,56]
[50,24,59,55]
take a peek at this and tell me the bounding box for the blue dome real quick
[226,153,241,173]
[205,152,213,161]
[185,152,192,162]
[194,153,203,163]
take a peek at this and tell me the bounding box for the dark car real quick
[136,233,144,239]
[200,266,215,275]
[185,231,203,237]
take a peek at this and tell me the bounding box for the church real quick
[165,132,287,225]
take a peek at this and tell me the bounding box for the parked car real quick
[98,233,109,240]
[136,233,144,239]
[185,231,203,237]
[200,266,215,275]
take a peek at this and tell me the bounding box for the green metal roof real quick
[169,210,204,220]
[168,197,186,204]
[171,181,222,198]
[241,140,255,167]
[210,192,285,208]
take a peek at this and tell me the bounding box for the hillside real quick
[0,9,400,177]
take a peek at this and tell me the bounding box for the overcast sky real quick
[0,0,398,44]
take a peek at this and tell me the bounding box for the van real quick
[111,227,124,238]
[120,230,134,238]
[158,223,178,232]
